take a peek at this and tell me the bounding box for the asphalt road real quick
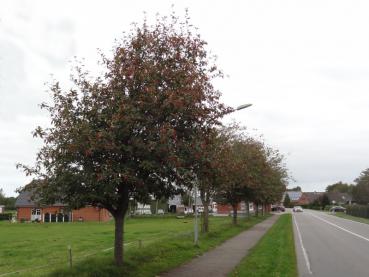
[293,209,369,277]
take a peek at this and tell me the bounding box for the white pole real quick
[194,185,199,246]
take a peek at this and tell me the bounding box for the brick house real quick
[215,201,265,216]
[15,190,111,222]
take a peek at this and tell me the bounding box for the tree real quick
[253,147,287,214]
[320,193,330,209]
[326,182,353,194]
[0,189,16,210]
[287,186,301,191]
[180,190,193,207]
[352,168,369,204]
[214,126,288,224]
[192,127,229,232]
[215,139,247,225]
[18,13,228,266]
[0,189,4,202]
[283,193,291,208]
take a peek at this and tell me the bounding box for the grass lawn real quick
[331,212,369,224]
[230,214,297,277]
[0,214,269,276]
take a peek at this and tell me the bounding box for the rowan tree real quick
[251,147,287,215]
[216,127,288,223]
[192,127,229,232]
[216,130,267,225]
[18,13,228,266]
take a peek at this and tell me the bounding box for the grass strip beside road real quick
[231,214,297,277]
[331,212,369,224]
[9,215,269,277]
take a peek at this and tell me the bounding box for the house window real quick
[31,209,41,215]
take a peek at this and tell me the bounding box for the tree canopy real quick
[325,182,353,194]
[215,127,288,224]
[18,13,229,266]
[352,169,369,204]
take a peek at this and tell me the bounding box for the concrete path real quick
[160,214,279,277]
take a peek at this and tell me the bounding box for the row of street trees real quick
[18,13,287,267]
[190,125,287,233]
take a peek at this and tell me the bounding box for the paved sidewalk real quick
[160,214,279,277]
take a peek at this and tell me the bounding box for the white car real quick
[293,206,303,212]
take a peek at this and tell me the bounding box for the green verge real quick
[332,212,369,224]
[230,214,297,277]
[0,215,269,276]
[47,215,269,277]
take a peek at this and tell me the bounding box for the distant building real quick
[15,190,111,222]
[0,205,4,213]
[215,201,257,216]
[326,192,352,205]
[303,192,324,204]
[284,191,302,203]
[283,190,353,206]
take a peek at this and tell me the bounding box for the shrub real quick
[346,205,369,218]
[324,205,335,211]
[0,213,12,221]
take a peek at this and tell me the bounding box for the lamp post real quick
[193,103,252,246]
[194,184,199,246]
[236,104,252,111]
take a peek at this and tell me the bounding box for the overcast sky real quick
[1,0,369,196]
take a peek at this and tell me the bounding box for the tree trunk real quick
[246,201,250,218]
[232,204,238,225]
[201,202,210,233]
[200,190,210,233]
[256,203,259,217]
[114,213,125,266]
[261,203,264,216]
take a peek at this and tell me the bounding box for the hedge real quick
[346,205,369,219]
[0,213,12,221]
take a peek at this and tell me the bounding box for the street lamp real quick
[235,103,252,111]
[193,103,252,246]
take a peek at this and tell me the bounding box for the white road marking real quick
[308,212,369,243]
[327,212,369,228]
[293,214,313,275]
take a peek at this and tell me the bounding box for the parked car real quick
[329,206,346,212]
[271,205,285,212]
[293,206,303,212]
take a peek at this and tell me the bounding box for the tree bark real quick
[246,201,250,218]
[200,190,210,233]
[256,203,259,217]
[114,213,125,266]
[261,203,264,216]
[232,204,238,225]
[113,186,129,267]
[202,203,210,233]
